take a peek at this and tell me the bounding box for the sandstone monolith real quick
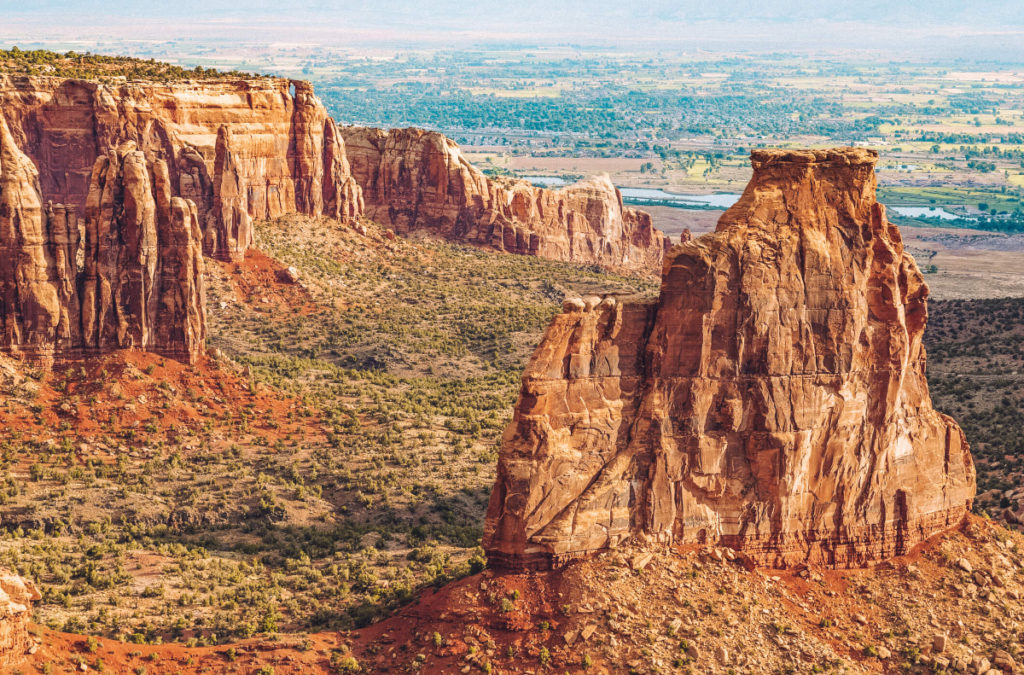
[484,148,976,569]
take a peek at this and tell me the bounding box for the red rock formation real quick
[208,126,254,261]
[0,571,39,669]
[0,75,363,261]
[341,126,666,274]
[323,119,364,225]
[82,143,206,362]
[484,148,976,570]
[0,120,206,365]
[1,112,68,362]
[152,162,207,364]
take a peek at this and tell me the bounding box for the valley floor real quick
[17,516,1024,674]
[2,215,1023,674]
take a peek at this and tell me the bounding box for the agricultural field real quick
[296,51,1024,209]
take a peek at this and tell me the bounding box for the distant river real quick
[523,176,972,220]
[523,176,741,208]
[618,188,741,208]
[888,206,965,221]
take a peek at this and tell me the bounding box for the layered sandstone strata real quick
[484,148,976,569]
[0,75,363,261]
[0,571,39,668]
[341,126,667,273]
[0,113,206,365]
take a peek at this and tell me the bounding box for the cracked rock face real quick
[484,147,976,570]
[341,126,667,274]
[0,76,363,262]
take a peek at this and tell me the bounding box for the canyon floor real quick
[14,516,1024,674]
[0,216,654,646]
[3,214,1023,674]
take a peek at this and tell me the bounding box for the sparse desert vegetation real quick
[0,215,654,645]
[2,209,1021,654]
[926,297,1024,519]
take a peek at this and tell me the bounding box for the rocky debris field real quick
[342,515,1024,674]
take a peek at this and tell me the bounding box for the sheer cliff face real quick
[342,126,667,274]
[0,116,206,365]
[1,76,654,271]
[484,148,977,570]
[0,76,363,262]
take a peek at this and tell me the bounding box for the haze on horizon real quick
[4,0,1024,60]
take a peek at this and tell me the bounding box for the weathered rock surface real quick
[341,126,666,273]
[0,571,39,669]
[0,118,206,365]
[83,142,207,362]
[2,75,652,271]
[0,75,363,261]
[484,147,976,569]
[0,112,60,360]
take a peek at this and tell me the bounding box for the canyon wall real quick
[1,75,662,272]
[0,113,206,365]
[342,126,667,274]
[0,75,364,261]
[1,73,668,367]
[0,571,39,669]
[484,148,977,570]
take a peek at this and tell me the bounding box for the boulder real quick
[562,296,586,313]
[278,266,301,284]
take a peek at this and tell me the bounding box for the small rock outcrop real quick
[484,148,976,570]
[0,115,206,365]
[0,76,364,262]
[0,571,39,668]
[341,126,666,273]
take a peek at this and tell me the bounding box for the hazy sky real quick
[7,0,1024,25]
[4,0,1024,58]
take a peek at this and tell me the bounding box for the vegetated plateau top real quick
[0,47,265,83]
